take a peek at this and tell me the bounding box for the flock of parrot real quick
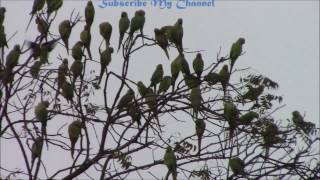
[0,1,315,178]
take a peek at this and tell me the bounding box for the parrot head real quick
[13,45,20,51]
[43,100,50,107]
[61,20,71,27]
[87,1,93,6]
[63,58,68,65]
[292,111,301,118]
[136,10,145,17]
[196,53,202,59]
[0,7,6,13]
[222,64,229,72]
[74,120,83,129]
[108,47,114,53]
[177,18,183,25]
[237,38,245,45]
[84,24,90,31]
[166,146,173,153]
[154,28,161,35]
[121,11,128,18]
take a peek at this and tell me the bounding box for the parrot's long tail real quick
[71,142,75,158]
[197,137,201,156]
[64,40,69,55]
[163,48,170,60]
[26,14,34,32]
[172,170,177,180]
[86,47,92,60]
[118,34,124,53]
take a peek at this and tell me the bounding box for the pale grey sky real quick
[1,0,319,179]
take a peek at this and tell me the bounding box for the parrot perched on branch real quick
[117,89,134,110]
[80,25,92,59]
[192,53,204,78]
[30,61,42,79]
[5,45,21,70]
[218,65,229,96]
[229,38,245,72]
[71,41,83,61]
[70,60,83,87]
[0,7,6,26]
[129,10,145,41]
[127,103,141,126]
[46,0,63,18]
[62,81,74,103]
[118,12,130,52]
[229,157,245,176]
[59,20,72,54]
[26,0,45,31]
[154,28,169,60]
[224,102,239,142]
[291,111,315,135]
[171,55,181,89]
[0,25,8,49]
[85,1,95,27]
[57,59,68,94]
[166,18,183,54]
[137,81,148,97]
[195,118,206,156]
[31,137,43,169]
[36,16,49,39]
[179,55,190,76]
[158,76,172,94]
[98,47,113,85]
[164,146,177,180]
[34,101,50,142]
[99,22,112,47]
[262,122,284,157]
[150,64,164,89]
[204,72,219,86]
[68,120,83,158]
[190,86,202,117]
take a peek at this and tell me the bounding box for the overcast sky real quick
[1,0,319,179]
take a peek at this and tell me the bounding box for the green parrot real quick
[80,25,92,59]
[85,1,95,27]
[26,0,46,31]
[70,60,83,86]
[145,89,156,109]
[0,68,14,84]
[179,55,190,75]
[192,53,204,77]
[31,137,43,168]
[127,102,141,126]
[57,59,69,92]
[190,86,202,116]
[195,118,206,155]
[224,102,239,141]
[154,28,169,60]
[163,146,177,180]
[229,157,245,176]
[262,122,283,157]
[30,61,42,79]
[46,0,63,18]
[150,64,164,88]
[59,20,72,54]
[99,22,112,47]
[292,111,315,135]
[98,47,113,85]
[118,12,130,52]
[27,41,41,60]
[39,39,58,64]
[167,18,183,54]
[71,41,83,61]
[68,120,83,158]
[218,65,229,95]
[117,89,134,110]
[239,111,259,125]
[242,85,264,102]
[204,72,219,86]
[34,101,50,141]
[35,16,48,38]
[158,76,172,94]
[171,55,181,88]
[184,74,199,89]
[0,7,5,26]
[5,45,21,70]
[129,10,145,40]
[62,81,74,103]
[0,25,8,49]
[230,38,245,72]
[137,81,148,97]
